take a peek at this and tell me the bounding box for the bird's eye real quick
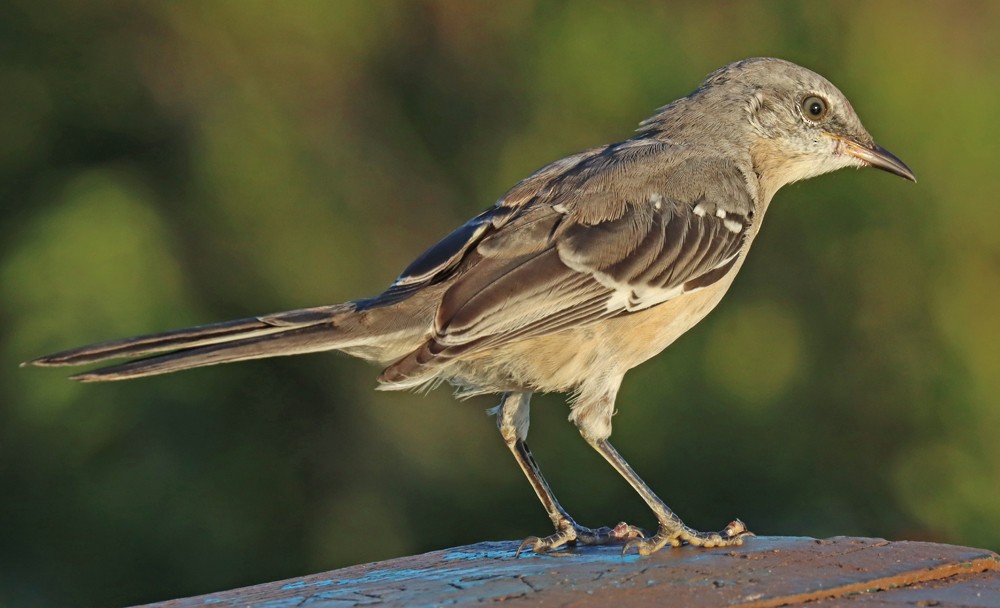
[801,95,828,121]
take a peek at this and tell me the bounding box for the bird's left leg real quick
[494,392,643,556]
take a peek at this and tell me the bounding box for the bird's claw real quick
[622,518,752,556]
[515,521,646,557]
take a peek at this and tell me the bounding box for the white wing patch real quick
[595,252,740,314]
[603,281,685,313]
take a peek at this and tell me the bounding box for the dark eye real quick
[801,95,828,121]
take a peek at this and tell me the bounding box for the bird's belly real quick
[602,276,735,370]
[443,266,739,395]
[445,327,609,394]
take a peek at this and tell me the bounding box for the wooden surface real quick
[139,536,1000,607]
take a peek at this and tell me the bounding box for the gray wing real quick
[379,140,755,383]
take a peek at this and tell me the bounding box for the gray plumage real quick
[26,57,915,555]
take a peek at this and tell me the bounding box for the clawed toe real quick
[622,519,752,556]
[608,521,646,541]
[515,521,647,557]
[515,529,577,557]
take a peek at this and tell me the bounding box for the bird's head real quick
[710,58,916,191]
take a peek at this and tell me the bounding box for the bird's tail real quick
[23,303,369,382]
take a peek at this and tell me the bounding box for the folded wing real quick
[380,140,755,386]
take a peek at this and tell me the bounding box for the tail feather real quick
[27,317,284,367]
[24,303,360,382]
[71,324,344,382]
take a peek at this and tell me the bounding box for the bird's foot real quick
[623,519,752,556]
[516,521,645,557]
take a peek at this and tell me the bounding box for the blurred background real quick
[2,1,998,606]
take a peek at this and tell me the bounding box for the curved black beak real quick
[838,137,917,182]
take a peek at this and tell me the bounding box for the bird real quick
[25,57,915,556]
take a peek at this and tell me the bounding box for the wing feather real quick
[379,140,756,385]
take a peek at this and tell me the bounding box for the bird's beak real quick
[824,133,917,182]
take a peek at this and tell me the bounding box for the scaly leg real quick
[495,392,644,556]
[585,436,751,555]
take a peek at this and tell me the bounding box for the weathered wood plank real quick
[138,536,1000,607]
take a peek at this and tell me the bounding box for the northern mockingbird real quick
[26,58,915,556]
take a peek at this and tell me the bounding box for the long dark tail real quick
[24,304,362,382]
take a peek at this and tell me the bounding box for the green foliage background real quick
[2,1,998,606]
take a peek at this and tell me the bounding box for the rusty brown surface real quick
[138,536,1000,607]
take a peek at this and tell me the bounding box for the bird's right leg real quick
[495,392,644,556]
[585,437,751,556]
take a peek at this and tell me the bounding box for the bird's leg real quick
[495,393,644,556]
[585,437,752,556]
[508,439,645,555]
